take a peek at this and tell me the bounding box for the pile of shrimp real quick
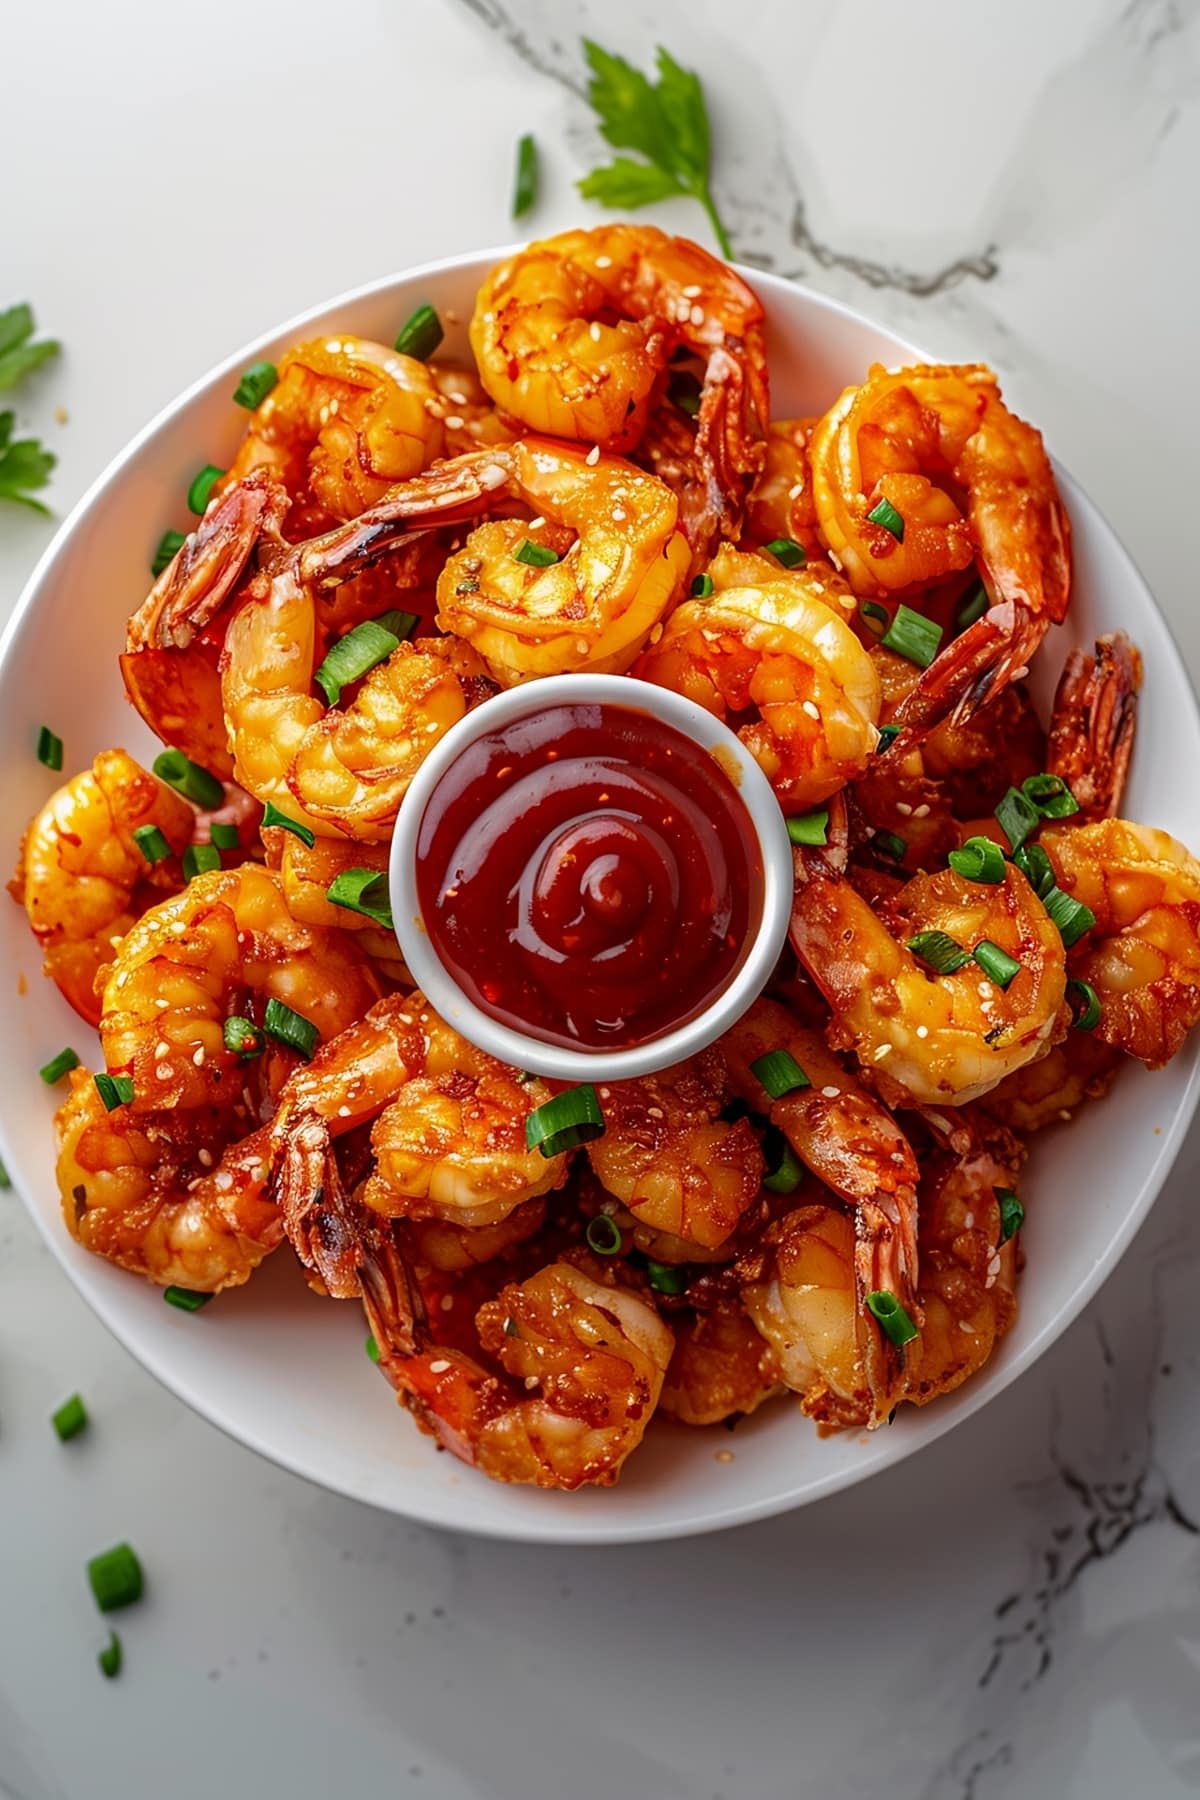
[12,224,1200,1491]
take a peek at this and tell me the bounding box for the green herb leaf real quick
[0,303,60,391]
[577,156,685,209]
[0,412,55,512]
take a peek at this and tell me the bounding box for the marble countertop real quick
[5,1,1200,1795]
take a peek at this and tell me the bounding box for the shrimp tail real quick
[272,1110,377,1299]
[1047,631,1142,820]
[693,340,769,546]
[891,598,1046,740]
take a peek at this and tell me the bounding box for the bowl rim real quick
[3,246,1199,1545]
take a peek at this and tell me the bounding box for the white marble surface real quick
[4,1,1200,1794]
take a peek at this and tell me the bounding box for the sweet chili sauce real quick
[415,701,763,1051]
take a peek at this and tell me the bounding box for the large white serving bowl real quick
[2,250,1198,1545]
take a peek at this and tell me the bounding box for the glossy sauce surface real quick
[416,702,763,1050]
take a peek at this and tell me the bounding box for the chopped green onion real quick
[948,835,1006,884]
[995,1187,1025,1242]
[881,604,942,670]
[394,303,443,362]
[585,1214,623,1256]
[0,1157,10,1189]
[762,1140,803,1194]
[1022,772,1081,820]
[1013,842,1055,899]
[223,1016,263,1059]
[955,581,989,631]
[786,808,829,847]
[866,496,905,541]
[98,1631,122,1679]
[668,369,702,417]
[764,536,806,569]
[164,1286,212,1311]
[513,538,560,568]
[314,618,403,707]
[1067,978,1102,1031]
[132,823,172,865]
[232,360,279,410]
[691,572,713,598]
[94,1072,134,1112]
[52,1393,88,1441]
[151,529,187,578]
[749,1049,811,1099]
[260,801,315,847]
[87,1543,144,1612]
[908,931,971,975]
[995,786,1039,853]
[372,608,419,643]
[326,868,393,931]
[39,1047,80,1085]
[152,748,224,810]
[182,843,221,882]
[365,1334,380,1363]
[37,725,63,770]
[860,600,889,630]
[875,723,900,752]
[973,939,1022,989]
[186,464,224,515]
[263,997,319,1060]
[1043,885,1096,949]
[646,1260,689,1295]
[512,131,539,218]
[865,1290,919,1347]
[873,829,907,862]
[524,1085,605,1157]
[208,821,240,850]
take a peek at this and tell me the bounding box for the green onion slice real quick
[749,1049,811,1099]
[866,496,905,541]
[1012,842,1055,899]
[1043,885,1096,949]
[995,785,1040,853]
[995,1187,1025,1241]
[1022,771,1081,820]
[182,843,221,882]
[908,930,971,975]
[764,536,806,568]
[223,1016,263,1059]
[860,599,889,630]
[668,369,702,417]
[786,808,829,847]
[94,1072,134,1112]
[762,1140,804,1194]
[585,1214,623,1256]
[691,572,713,598]
[326,868,394,931]
[186,464,224,515]
[232,359,279,410]
[208,821,240,850]
[87,1543,144,1612]
[39,1047,80,1085]
[646,1260,689,1295]
[948,835,1006,884]
[314,617,403,707]
[394,303,444,361]
[260,801,315,847]
[875,723,900,753]
[524,1085,605,1157]
[263,997,319,1060]
[372,608,419,643]
[1067,977,1102,1031]
[98,1631,122,1679]
[164,1285,213,1311]
[132,823,172,865]
[365,1334,381,1363]
[881,604,942,670]
[152,748,224,810]
[973,939,1022,989]
[874,829,907,862]
[865,1289,919,1347]
[955,581,989,630]
[0,1158,10,1189]
[52,1393,88,1441]
[513,538,560,568]
[150,529,187,578]
[37,725,63,771]
[512,131,539,218]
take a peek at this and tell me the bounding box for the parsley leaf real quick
[579,40,733,259]
[0,303,61,392]
[0,411,56,513]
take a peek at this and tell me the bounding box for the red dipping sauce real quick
[415,702,764,1051]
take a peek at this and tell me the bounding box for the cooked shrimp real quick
[982,1031,1123,1133]
[471,225,768,546]
[586,1049,764,1250]
[11,750,194,1024]
[97,864,381,1111]
[634,546,880,811]
[659,1296,782,1426]
[56,1070,277,1289]
[742,418,823,563]
[1046,632,1142,820]
[789,808,1068,1103]
[428,362,516,454]
[1042,818,1200,1066]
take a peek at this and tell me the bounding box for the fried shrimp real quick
[634,546,880,810]
[1046,632,1142,821]
[12,750,195,1024]
[742,418,823,562]
[659,1296,782,1426]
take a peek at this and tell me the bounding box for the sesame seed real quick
[155,998,169,1010]
[646,1106,665,1120]
[198,1148,213,1167]
[527,516,545,529]
[337,1104,352,1118]
[977,981,994,999]
[325,339,342,354]
[873,1043,892,1061]
[957,1321,976,1334]
[192,1046,206,1066]
[429,1358,450,1374]
[598,1087,611,1100]
[585,444,600,466]
[524,1375,539,1390]
[690,304,705,327]
[895,802,913,817]
[444,415,464,430]
[440,1293,454,1312]
[682,284,702,297]
[788,483,805,500]
[828,550,844,573]
[595,255,612,269]
[912,804,930,818]
[802,700,820,721]
[820,1085,840,1099]
[154,1040,170,1059]
[916,1025,928,1039]
[963,1211,974,1228]
[589,321,602,342]
[215,1170,233,1190]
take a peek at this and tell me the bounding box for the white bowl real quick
[2,249,1198,1545]
[389,673,794,1082]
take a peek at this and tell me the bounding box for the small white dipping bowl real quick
[389,673,794,1082]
